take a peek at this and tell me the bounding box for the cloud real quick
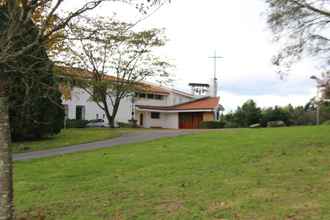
[62,0,320,112]
[221,73,314,96]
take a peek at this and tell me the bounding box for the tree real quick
[265,0,330,74]
[6,14,64,141]
[58,16,171,128]
[0,1,168,218]
[226,100,262,127]
[260,106,290,126]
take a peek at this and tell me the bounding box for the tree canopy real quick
[265,0,330,73]
[57,16,171,127]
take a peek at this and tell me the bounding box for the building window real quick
[147,94,154,99]
[139,93,146,98]
[154,95,163,100]
[151,112,160,119]
[96,114,99,119]
[76,105,85,120]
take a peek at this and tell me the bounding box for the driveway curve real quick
[13,130,194,161]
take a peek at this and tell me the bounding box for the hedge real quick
[65,119,89,128]
[199,121,225,129]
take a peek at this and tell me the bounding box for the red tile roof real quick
[136,97,220,111]
[174,97,220,110]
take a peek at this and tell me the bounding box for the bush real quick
[267,120,286,127]
[117,122,133,128]
[117,120,138,128]
[322,120,330,125]
[200,121,225,129]
[66,119,89,128]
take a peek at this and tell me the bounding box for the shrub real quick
[267,120,286,127]
[65,119,89,128]
[200,121,225,129]
[322,120,330,125]
[117,122,131,128]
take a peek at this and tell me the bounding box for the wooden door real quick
[192,113,203,128]
[179,112,203,129]
[179,113,192,129]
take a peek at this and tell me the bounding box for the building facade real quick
[60,68,222,129]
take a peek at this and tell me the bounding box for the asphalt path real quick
[13,130,194,161]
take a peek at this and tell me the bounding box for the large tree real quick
[58,16,171,128]
[0,1,168,219]
[265,0,330,74]
[7,18,64,141]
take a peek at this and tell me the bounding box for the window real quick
[96,114,99,119]
[154,95,163,100]
[76,105,85,120]
[147,94,154,99]
[139,93,146,98]
[151,112,160,119]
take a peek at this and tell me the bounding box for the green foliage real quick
[65,119,89,128]
[237,100,261,127]
[199,121,225,129]
[223,100,319,128]
[322,120,330,125]
[265,0,330,72]
[223,100,261,128]
[260,106,290,126]
[14,126,330,219]
[59,16,170,128]
[117,121,138,128]
[267,120,286,127]
[0,7,64,141]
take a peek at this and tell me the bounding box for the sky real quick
[62,0,321,112]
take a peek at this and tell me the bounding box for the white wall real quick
[63,87,190,128]
[136,111,179,129]
[63,87,132,125]
[164,113,179,129]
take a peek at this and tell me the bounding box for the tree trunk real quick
[111,100,121,128]
[101,96,114,128]
[0,95,13,220]
[109,116,115,128]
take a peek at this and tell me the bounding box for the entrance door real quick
[179,112,203,129]
[139,113,144,127]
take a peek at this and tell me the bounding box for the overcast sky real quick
[63,0,322,112]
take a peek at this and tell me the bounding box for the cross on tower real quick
[208,50,223,79]
[208,50,223,97]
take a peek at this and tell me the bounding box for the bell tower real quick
[188,83,210,97]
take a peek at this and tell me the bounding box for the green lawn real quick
[14,126,330,219]
[11,128,123,153]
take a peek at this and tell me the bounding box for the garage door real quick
[179,112,203,129]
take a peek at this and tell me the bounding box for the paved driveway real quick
[13,130,194,161]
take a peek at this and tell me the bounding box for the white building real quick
[59,68,222,129]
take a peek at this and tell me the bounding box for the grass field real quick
[11,128,122,153]
[14,126,330,219]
